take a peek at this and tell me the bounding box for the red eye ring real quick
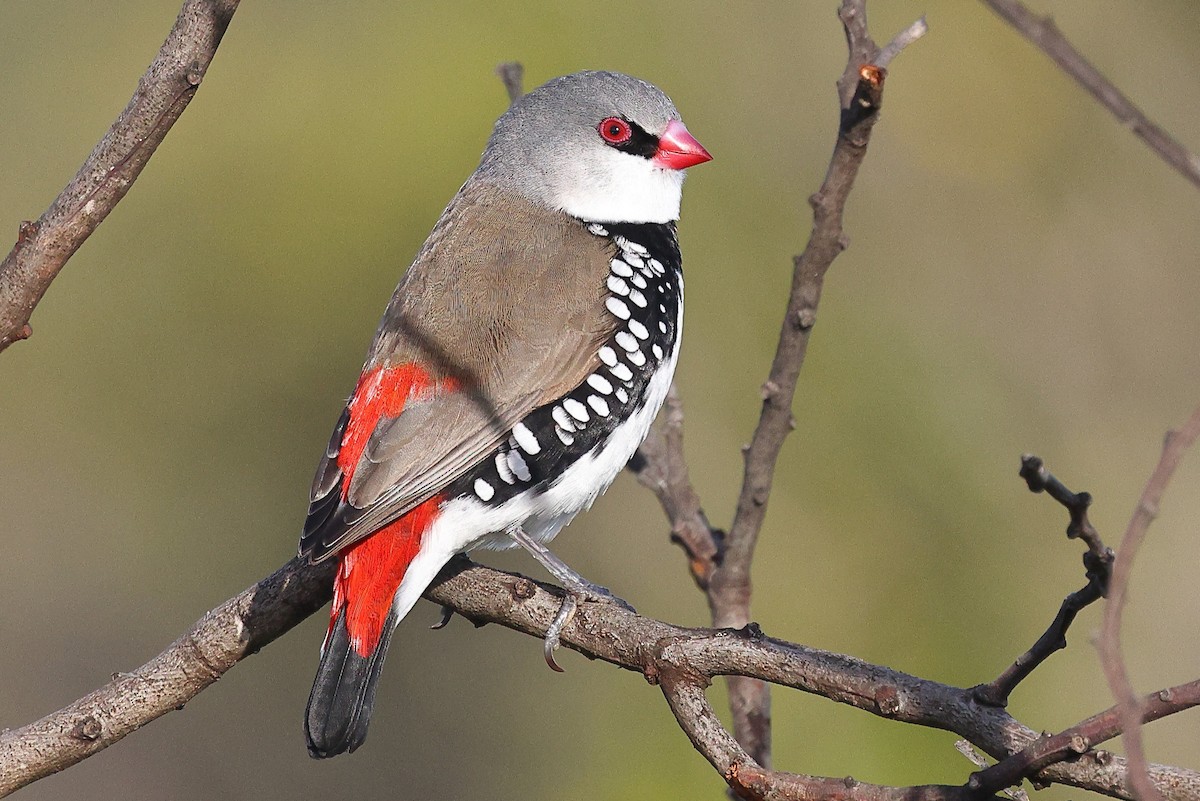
[598,117,632,145]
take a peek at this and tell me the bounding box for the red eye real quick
[598,117,632,145]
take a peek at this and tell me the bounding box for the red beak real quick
[652,120,712,170]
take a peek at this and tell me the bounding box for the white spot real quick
[659,320,668,333]
[630,272,647,289]
[624,253,645,270]
[512,422,541,455]
[587,223,609,236]
[587,395,610,417]
[610,362,633,382]
[552,405,576,432]
[649,258,664,275]
[628,289,647,308]
[609,258,633,278]
[652,343,664,359]
[628,320,649,340]
[563,398,590,423]
[659,304,667,313]
[628,349,647,367]
[587,374,613,394]
[615,331,639,352]
[598,346,618,367]
[620,238,649,257]
[615,387,629,403]
[556,427,575,446]
[507,450,532,482]
[607,275,629,296]
[606,297,631,320]
[474,478,495,501]
[496,451,515,484]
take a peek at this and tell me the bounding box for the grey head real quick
[475,70,710,225]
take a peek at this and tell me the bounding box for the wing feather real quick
[299,181,616,562]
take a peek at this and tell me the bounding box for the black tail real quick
[305,607,397,758]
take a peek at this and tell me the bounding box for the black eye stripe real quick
[611,119,659,159]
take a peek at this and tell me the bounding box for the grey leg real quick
[508,526,634,607]
[508,526,636,671]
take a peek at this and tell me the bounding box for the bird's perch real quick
[0,0,240,353]
[3,552,1199,799]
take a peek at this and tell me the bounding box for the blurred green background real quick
[3,1,1199,799]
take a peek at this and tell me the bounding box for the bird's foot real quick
[541,579,641,671]
[508,525,636,670]
[561,576,635,612]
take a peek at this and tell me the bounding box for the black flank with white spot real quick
[446,220,682,506]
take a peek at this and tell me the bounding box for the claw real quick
[543,594,578,672]
[430,605,455,630]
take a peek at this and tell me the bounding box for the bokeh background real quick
[2,1,1198,799]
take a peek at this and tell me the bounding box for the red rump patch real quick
[332,495,443,656]
[327,362,459,657]
[337,362,458,497]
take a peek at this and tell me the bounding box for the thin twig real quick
[957,741,1033,801]
[494,62,525,103]
[875,16,929,69]
[1018,454,1111,563]
[1098,404,1200,801]
[970,679,1200,797]
[973,14,1200,783]
[980,0,1200,190]
[630,386,722,590]
[0,0,241,353]
[970,18,1200,781]
[705,0,926,769]
[972,456,1113,707]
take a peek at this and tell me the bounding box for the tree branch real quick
[0,557,334,796]
[4,555,1197,799]
[494,61,525,103]
[707,1,925,769]
[971,679,1200,797]
[1098,404,1200,801]
[972,456,1113,707]
[631,1,928,774]
[979,0,1200,190]
[659,673,1003,801]
[0,0,240,353]
[630,387,722,590]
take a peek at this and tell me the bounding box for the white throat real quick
[551,150,685,225]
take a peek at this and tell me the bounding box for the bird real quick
[299,70,711,759]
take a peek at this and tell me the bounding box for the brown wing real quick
[300,181,615,561]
